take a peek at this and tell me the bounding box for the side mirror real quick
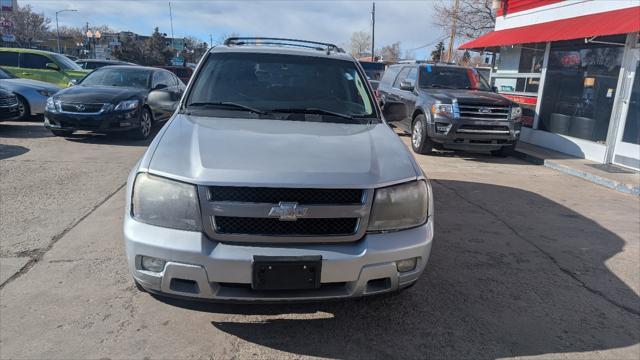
[68,79,78,87]
[382,102,407,122]
[46,62,60,71]
[492,86,499,93]
[400,80,415,91]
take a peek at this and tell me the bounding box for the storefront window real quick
[538,35,625,143]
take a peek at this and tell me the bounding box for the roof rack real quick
[223,37,345,54]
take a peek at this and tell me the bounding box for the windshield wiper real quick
[269,108,355,121]
[187,102,267,115]
[428,84,459,90]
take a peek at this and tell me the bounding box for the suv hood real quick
[425,89,512,106]
[54,85,146,104]
[147,115,420,188]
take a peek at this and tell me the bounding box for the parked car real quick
[76,59,137,70]
[378,64,522,156]
[0,48,90,87]
[0,87,20,121]
[369,79,381,102]
[124,37,434,302]
[0,67,60,120]
[44,65,185,139]
[65,55,79,61]
[158,66,192,84]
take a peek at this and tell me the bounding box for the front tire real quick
[129,107,152,140]
[411,114,434,155]
[50,129,73,137]
[16,96,31,121]
[491,144,516,157]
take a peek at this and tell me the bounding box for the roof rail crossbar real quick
[224,37,344,54]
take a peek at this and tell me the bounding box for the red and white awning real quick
[460,6,640,50]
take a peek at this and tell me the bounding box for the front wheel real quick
[491,144,516,157]
[129,107,152,140]
[411,114,434,155]
[16,96,31,121]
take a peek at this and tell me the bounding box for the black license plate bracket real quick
[252,256,322,290]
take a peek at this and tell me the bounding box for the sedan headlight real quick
[510,106,522,120]
[37,89,56,97]
[131,173,201,231]
[368,181,429,232]
[115,99,140,111]
[45,97,61,112]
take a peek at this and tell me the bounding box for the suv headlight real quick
[368,181,429,232]
[115,99,140,111]
[45,97,61,112]
[510,106,522,120]
[131,173,201,231]
[431,104,453,116]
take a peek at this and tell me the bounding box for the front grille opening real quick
[214,216,358,236]
[458,125,509,132]
[209,186,364,205]
[170,278,200,294]
[366,278,391,293]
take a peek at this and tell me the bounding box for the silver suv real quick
[124,38,434,301]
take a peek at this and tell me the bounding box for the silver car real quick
[0,67,60,120]
[124,37,434,302]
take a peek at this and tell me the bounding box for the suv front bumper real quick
[124,215,434,302]
[427,116,521,151]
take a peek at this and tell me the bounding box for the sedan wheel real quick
[129,108,153,140]
[16,97,30,121]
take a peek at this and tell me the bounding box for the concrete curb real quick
[513,150,640,196]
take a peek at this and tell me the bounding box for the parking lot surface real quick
[1,120,639,359]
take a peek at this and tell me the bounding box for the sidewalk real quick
[514,142,640,196]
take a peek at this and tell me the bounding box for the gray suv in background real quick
[124,38,434,302]
[379,64,522,156]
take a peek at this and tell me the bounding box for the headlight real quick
[131,173,201,231]
[45,97,61,112]
[510,106,522,120]
[431,103,453,116]
[115,99,140,111]
[368,181,429,232]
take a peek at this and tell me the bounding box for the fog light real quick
[436,123,451,133]
[141,256,166,272]
[120,121,132,127]
[396,257,418,272]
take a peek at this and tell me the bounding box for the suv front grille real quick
[458,104,510,121]
[60,103,105,113]
[200,186,373,243]
[0,95,18,108]
[208,186,364,205]
[214,217,359,236]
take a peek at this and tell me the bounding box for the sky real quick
[22,0,447,59]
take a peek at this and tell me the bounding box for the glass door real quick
[613,47,640,170]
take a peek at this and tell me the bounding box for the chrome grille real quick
[0,95,18,108]
[199,186,373,244]
[60,103,106,114]
[458,104,510,121]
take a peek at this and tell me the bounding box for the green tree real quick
[144,27,173,66]
[431,41,445,62]
[112,33,145,64]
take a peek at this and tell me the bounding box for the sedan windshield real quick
[0,67,16,79]
[419,66,491,91]
[51,54,83,71]
[80,68,151,89]
[187,52,375,122]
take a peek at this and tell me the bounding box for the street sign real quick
[2,34,15,42]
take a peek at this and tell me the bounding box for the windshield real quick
[187,52,376,122]
[51,54,82,71]
[419,66,491,91]
[0,67,16,79]
[80,67,151,89]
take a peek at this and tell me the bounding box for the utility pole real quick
[446,0,460,63]
[371,2,375,61]
[210,34,213,47]
[55,9,77,54]
[169,2,175,50]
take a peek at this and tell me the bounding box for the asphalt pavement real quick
[1,120,638,359]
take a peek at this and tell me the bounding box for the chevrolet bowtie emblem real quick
[268,202,308,221]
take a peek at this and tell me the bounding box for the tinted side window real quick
[152,71,173,88]
[380,66,401,87]
[0,51,19,66]
[393,67,410,88]
[21,53,51,69]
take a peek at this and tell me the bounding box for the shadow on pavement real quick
[64,128,159,147]
[0,122,53,138]
[152,180,640,359]
[0,144,29,160]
